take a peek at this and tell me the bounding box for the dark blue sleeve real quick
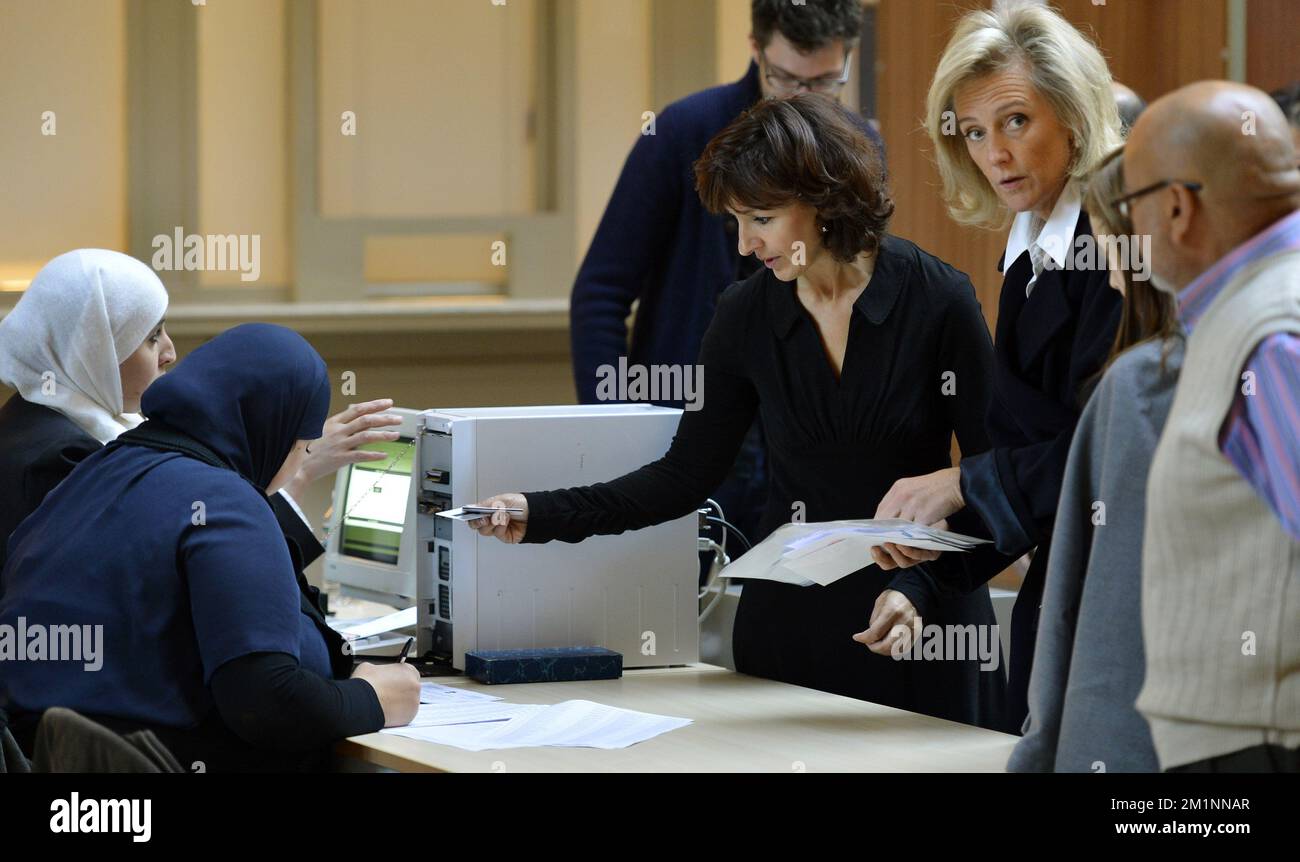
[24,438,101,517]
[181,477,303,683]
[570,111,686,404]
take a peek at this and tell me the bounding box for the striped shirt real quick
[1178,207,1300,542]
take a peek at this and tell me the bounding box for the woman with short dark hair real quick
[465,94,1009,730]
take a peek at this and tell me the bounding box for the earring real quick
[820,225,828,233]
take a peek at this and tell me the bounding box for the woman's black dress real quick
[524,234,1009,730]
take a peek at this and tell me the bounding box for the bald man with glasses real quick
[1125,81,1300,774]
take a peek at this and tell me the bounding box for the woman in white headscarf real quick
[0,249,172,438]
[0,249,174,567]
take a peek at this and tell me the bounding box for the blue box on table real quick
[463,646,623,684]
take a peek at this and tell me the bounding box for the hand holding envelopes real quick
[718,519,990,587]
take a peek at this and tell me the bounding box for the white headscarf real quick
[0,249,169,444]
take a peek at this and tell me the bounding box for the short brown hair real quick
[694,93,893,262]
[751,0,863,53]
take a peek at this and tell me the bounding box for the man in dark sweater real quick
[569,0,883,545]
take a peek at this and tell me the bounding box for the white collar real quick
[1003,180,1083,275]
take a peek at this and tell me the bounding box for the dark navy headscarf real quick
[142,323,331,491]
[0,323,337,729]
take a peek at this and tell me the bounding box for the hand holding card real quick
[446,494,530,544]
[436,506,526,521]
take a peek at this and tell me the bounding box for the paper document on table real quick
[397,702,542,728]
[330,606,416,640]
[378,699,691,751]
[719,518,990,587]
[420,682,503,705]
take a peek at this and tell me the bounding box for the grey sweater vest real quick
[1138,249,1300,766]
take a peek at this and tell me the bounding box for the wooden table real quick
[336,664,1017,772]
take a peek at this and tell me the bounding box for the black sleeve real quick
[886,283,1018,618]
[209,652,384,752]
[959,273,1121,556]
[269,492,325,569]
[525,285,760,543]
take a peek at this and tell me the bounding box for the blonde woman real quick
[867,4,1124,733]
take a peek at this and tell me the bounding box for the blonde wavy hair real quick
[925,3,1123,229]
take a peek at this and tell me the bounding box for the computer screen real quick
[338,438,414,566]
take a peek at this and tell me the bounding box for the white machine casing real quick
[416,405,699,670]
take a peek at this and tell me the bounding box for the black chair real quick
[0,707,32,773]
[31,707,183,773]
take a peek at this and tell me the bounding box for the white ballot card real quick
[436,506,525,521]
[330,605,417,640]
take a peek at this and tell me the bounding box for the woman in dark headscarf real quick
[0,324,418,771]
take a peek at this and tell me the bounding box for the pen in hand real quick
[397,636,414,664]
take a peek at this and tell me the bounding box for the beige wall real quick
[0,0,723,298]
[317,0,540,220]
[573,0,651,262]
[197,0,291,287]
[716,0,753,84]
[0,0,127,288]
